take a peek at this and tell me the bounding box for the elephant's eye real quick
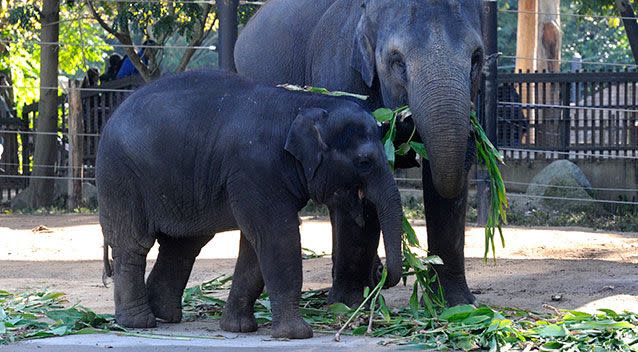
[355,157,373,172]
[389,51,406,77]
[471,48,484,79]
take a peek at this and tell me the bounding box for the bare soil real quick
[1,214,637,318]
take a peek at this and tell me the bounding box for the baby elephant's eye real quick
[355,157,373,171]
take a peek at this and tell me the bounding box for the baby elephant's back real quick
[96,71,259,207]
[99,70,255,169]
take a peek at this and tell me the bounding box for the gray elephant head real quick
[352,0,484,198]
[285,104,403,287]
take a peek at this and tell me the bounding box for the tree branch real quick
[86,1,117,37]
[176,6,217,72]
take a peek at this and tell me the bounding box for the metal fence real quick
[497,70,638,160]
[0,77,142,201]
[2,0,638,208]
[498,71,638,159]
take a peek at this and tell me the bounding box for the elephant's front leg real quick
[422,161,475,306]
[249,221,312,339]
[220,232,264,333]
[328,201,381,308]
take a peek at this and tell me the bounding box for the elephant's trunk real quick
[409,74,471,199]
[365,169,404,288]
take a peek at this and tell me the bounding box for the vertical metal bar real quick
[575,80,581,147]
[218,0,239,72]
[477,0,497,226]
[633,80,637,148]
[624,72,629,148]
[561,82,571,158]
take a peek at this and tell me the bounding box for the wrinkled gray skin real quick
[235,0,484,306]
[97,70,404,339]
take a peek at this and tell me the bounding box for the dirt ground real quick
[0,213,637,319]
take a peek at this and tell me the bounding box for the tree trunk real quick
[536,0,562,147]
[616,0,638,65]
[28,0,60,208]
[536,0,561,73]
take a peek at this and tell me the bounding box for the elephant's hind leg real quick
[112,245,156,328]
[220,232,264,333]
[147,234,213,323]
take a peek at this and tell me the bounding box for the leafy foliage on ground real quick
[2,277,638,349]
[181,276,638,351]
[0,290,122,345]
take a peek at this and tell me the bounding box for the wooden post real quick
[516,0,538,145]
[67,80,84,210]
[515,0,538,73]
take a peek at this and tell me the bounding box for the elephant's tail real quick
[102,241,113,287]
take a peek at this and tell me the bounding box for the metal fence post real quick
[570,53,582,103]
[477,0,498,226]
[561,82,571,158]
[218,0,239,72]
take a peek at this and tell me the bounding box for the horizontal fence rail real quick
[496,70,638,161]
[3,70,638,204]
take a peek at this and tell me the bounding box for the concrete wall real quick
[499,159,638,201]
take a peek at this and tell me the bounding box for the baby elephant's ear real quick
[285,108,329,181]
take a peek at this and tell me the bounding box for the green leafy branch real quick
[372,106,508,260]
[470,111,508,259]
[278,84,508,259]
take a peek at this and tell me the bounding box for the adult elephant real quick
[235,0,484,306]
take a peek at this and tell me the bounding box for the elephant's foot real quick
[327,287,365,309]
[148,290,182,323]
[115,305,157,328]
[272,317,313,339]
[220,307,258,333]
[437,273,476,306]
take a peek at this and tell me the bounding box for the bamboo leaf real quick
[408,142,429,160]
[372,108,394,123]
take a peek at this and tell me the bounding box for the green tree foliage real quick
[498,0,636,71]
[86,0,218,80]
[0,1,112,108]
[160,3,261,72]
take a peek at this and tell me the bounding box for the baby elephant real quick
[96,70,404,339]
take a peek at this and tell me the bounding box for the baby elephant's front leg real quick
[249,223,311,339]
[259,228,311,339]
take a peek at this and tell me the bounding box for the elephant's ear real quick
[285,108,329,181]
[352,15,376,88]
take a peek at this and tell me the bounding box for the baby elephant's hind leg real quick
[112,246,156,328]
[220,233,264,333]
[147,234,213,323]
